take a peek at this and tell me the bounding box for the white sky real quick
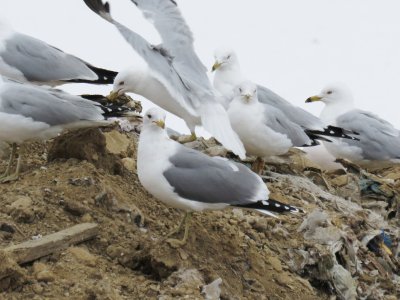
[3,0,400,134]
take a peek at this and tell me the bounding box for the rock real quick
[202,278,222,300]
[64,199,87,217]
[7,196,35,223]
[121,157,136,172]
[68,247,97,267]
[9,196,32,211]
[81,213,93,223]
[33,262,55,283]
[267,256,283,272]
[204,146,228,157]
[0,251,24,292]
[104,131,131,155]
[330,174,349,187]
[36,270,55,282]
[106,245,126,260]
[160,269,205,299]
[32,283,44,294]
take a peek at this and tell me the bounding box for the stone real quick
[104,131,131,155]
[121,158,136,172]
[9,196,33,211]
[202,278,222,300]
[267,256,283,272]
[64,199,87,217]
[68,247,97,267]
[36,270,55,282]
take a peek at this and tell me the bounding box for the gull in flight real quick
[83,0,245,158]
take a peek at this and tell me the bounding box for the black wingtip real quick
[235,199,303,214]
[83,0,111,16]
[306,125,360,142]
[65,65,117,85]
[99,103,135,118]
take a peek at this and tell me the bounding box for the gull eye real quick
[227,55,231,59]
[327,90,333,95]
[239,88,242,93]
[119,81,125,86]
[147,114,152,119]
[253,89,257,93]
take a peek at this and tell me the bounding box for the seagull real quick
[228,81,331,173]
[137,107,302,247]
[306,83,400,162]
[212,48,358,142]
[0,21,117,86]
[83,0,246,159]
[0,77,129,183]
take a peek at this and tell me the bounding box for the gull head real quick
[108,68,146,100]
[212,47,238,72]
[306,83,354,105]
[143,107,166,130]
[235,81,258,104]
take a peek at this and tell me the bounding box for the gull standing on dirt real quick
[137,107,301,247]
[228,81,332,173]
[212,48,357,142]
[306,84,400,162]
[0,20,117,86]
[83,0,245,158]
[0,76,128,183]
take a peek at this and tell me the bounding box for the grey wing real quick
[113,21,201,113]
[0,83,104,126]
[1,33,97,82]
[83,0,199,114]
[262,104,312,146]
[131,0,207,73]
[163,146,264,204]
[336,110,400,160]
[257,85,323,130]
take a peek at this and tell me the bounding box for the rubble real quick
[0,124,399,299]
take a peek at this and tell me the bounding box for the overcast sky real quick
[3,0,400,134]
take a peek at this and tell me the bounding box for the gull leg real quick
[165,212,188,238]
[0,143,17,179]
[1,146,23,183]
[178,132,197,144]
[166,212,192,248]
[251,157,265,175]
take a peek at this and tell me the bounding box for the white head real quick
[234,81,258,104]
[142,107,166,131]
[212,47,239,72]
[306,83,354,105]
[111,68,147,97]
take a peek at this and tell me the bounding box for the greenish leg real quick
[166,212,192,248]
[0,143,17,179]
[1,145,23,183]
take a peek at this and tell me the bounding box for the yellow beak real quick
[153,120,165,129]
[212,61,222,72]
[243,94,252,102]
[107,90,120,102]
[305,95,322,103]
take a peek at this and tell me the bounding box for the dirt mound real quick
[0,126,399,299]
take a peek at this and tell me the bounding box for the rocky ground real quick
[0,120,399,299]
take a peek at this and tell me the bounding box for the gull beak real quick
[107,90,121,102]
[243,94,252,102]
[306,95,322,103]
[153,120,165,129]
[212,61,222,72]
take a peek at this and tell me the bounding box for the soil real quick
[0,125,399,299]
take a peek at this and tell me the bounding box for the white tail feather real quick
[199,102,246,159]
[256,209,279,218]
